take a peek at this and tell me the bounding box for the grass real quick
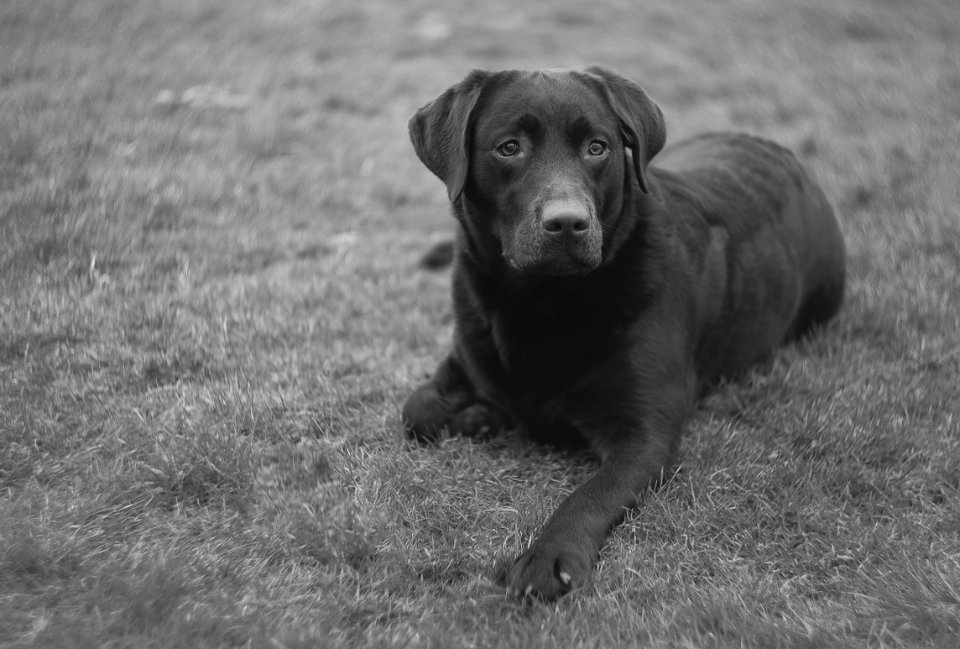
[1,0,958,646]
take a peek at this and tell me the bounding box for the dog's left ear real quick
[583,66,666,194]
[409,70,491,202]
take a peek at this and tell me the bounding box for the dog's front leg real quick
[402,354,507,443]
[505,423,679,600]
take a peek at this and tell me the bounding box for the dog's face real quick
[410,67,666,277]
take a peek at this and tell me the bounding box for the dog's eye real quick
[496,140,521,157]
[587,140,608,156]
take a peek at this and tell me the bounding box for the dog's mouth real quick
[504,250,601,277]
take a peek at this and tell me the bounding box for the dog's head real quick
[409,67,665,277]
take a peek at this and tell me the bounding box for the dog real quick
[401,67,845,600]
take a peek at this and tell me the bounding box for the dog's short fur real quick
[402,67,845,600]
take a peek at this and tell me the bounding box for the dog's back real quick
[652,133,845,380]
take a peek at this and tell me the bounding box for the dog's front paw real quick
[506,542,591,601]
[450,402,504,439]
[403,381,506,444]
[402,383,451,444]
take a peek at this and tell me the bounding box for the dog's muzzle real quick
[505,198,602,276]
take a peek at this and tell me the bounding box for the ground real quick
[1,0,959,647]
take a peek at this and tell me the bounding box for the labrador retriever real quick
[401,67,845,600]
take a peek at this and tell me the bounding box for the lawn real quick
[1,0,958,647]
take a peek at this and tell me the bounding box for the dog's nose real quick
[541,201,591,236]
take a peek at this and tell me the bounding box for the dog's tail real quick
[419,239,454,270]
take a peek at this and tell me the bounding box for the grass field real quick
[2,0,959,646]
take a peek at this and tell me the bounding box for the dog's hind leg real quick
[788,183,846,340]
[788,274,845,340]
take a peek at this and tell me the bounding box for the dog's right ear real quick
[409,70,490,202]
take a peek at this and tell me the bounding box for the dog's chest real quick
[486,307,636,445]
[490,305,624,389]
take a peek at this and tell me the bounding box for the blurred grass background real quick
[1,0,958,647]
